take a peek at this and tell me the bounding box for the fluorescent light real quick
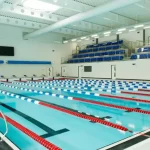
[105,34,110,37]
[91,34,98,37]
[63,41,68,43]
[72,39,77,42]
[116,32,122,34]
[144,26,150,29]
[81,37,86,39]
[134,24,144,28]
[23,0,60,12]
[104,31,111,34]
[118,28,126,32]
[129,29,136,32]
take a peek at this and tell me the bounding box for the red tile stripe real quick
[0,114,61,150]
[73,98,150,115]
[100,94,150,104]
[39,102,130,132]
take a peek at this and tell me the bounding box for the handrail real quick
[0,110,8,142]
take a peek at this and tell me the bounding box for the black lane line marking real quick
[0,140,13,150]
[0,88,106,121]
[98,131,150,150]
[0,102,69,138]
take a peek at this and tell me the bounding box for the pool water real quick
[0,79,150,150]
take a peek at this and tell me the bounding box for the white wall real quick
[0,24,73,78]
[62,59,150,80]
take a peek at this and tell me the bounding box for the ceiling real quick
[0,0,150,42]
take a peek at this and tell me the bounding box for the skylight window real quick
[23,0,60,12]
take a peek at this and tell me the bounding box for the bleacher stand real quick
[67,40,127,63]
[130,46,150,60]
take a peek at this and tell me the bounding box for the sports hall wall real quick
[62,29,150,80]
[0,24,74,78]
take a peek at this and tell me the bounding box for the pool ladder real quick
[0,110,8,142]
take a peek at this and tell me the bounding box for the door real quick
[61,66,67,77]
[78,66,83,78]
[111,65,116,80]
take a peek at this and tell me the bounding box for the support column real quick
[117,34,119,41]
[143,29,145,46]
[96,38,99,44]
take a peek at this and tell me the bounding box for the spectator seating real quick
[67,39,125,63]
[130,46,150,60]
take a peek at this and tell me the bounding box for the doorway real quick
[111,65,116,80]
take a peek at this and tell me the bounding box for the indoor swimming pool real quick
[1,79,150,150]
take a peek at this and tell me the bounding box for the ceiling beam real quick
[24,0,141,39]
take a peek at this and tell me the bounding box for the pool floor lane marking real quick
[0,88,131,132]
[2,84,150,115]
[0,113,61,150]
[0,103,69,138]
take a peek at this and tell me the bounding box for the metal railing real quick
[0,110,8,142]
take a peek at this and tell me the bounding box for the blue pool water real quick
[0,80,150,150]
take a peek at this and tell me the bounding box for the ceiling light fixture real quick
[72,39,77,42]
[105,34,110,37]
[104,31,111,34]
[23,0,60,12]
[91,34,98,37]
[118,28,126,32]
[81,37,86,39]
[134,24,144,28]
[63,41,68,44]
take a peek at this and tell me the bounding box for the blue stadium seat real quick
[112,56,119,60]
[74,59,79,63]
[109,51,116,55]
[130,54,137,59]
[93,48,98,52]
[97,57,103,61]
[106,46,112,50]
[89,53,94,57]
[88,49,93,53]
[104,57,111,61]
[119,40,123,44]
[106,42,112,46]
[120,56,124,60]
[70,60,73,63]
[112,41,118,45]
[84,54,89,57]
[99,47,105,51]
[113,45,120,49]
[95,53,101,56]
[148,53,150,58]
[140,53,148,59]
[85,58,91,62]
[80,59,84,62]
[91,58,97,62]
